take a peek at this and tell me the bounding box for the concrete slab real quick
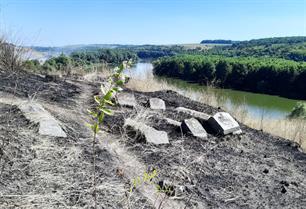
[124,118,169,144]
[149,98,166,110]
[233,129,243,135]
[175,107,210,122]
[208,112,240,135]
[164,118,181,127]
[181,118,207,139]
[117,93,137,108]
[18,102,67,138]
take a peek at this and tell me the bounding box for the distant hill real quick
[27,44,208,61]
[200,40,238,44]
[24,44,126,62]
[234,36,306,47]
[29,44,123,55]
[207,36,306,61]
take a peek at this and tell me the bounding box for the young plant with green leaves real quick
[87,61,131,209]
[127,168,175,209]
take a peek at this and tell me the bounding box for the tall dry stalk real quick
[0,36,24,71]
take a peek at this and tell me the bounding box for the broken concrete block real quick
[117,93,137,108]
[208,112,240,135]
[181,118,207,139]
[233,129,243,135]
[39,120,67,137]
[175,107,210,122]
[124,118,169,144]
[164,118,181,127]
[18,102,67,138]
[149,98,166,110]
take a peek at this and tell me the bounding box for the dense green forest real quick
[206,36,306,61]
[70,48,137,65]
[153,55,306,99]
[120,45,206,59]
[126,45,183,59]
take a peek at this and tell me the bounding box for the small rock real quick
[175,107,210,122]
[208,112,240,135]
[18,102,67,138]
[181,118,207,139]
[149,98,166,110]
[233,129,243,135]
[124,118,169,144]
[117,93,137,108]
[263,168,269,174]
[164,118,181,127]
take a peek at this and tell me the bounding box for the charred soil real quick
[0,70,305,209]
[105,89,306,209]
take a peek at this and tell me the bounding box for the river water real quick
[128,62,303,119]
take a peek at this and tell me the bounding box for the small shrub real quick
[87,61,131,209]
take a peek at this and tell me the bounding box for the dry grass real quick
[42,63,111,82]
[0,36,24,71]
[126,78,172,92]
[127,76,306,150]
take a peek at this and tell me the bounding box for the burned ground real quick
[0,73,153,209]
[0,70,80,107]
[104,89,306,209]
[0,71,305,208]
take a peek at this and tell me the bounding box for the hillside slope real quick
[0,71,305,208]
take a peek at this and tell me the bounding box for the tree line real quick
[200,39,235,44]
[24,48,138,72]
[121,45,205,59]
[24,45,208,72]
[70,48,138,65]
[206,36,306,62]
[153,55,306,99]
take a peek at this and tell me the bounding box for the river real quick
[127,62,303,119]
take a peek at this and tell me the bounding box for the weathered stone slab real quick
[124,118,169,144]
[18,102,67,138]
[149,98,166,110]
[208,112,240,135]
[117,93,137,108]
[181,118,207,139]
[164,118,181,127]
[175,107,210,122]
[233,129,243,135]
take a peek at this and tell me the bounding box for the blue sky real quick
[0,0,305,46]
